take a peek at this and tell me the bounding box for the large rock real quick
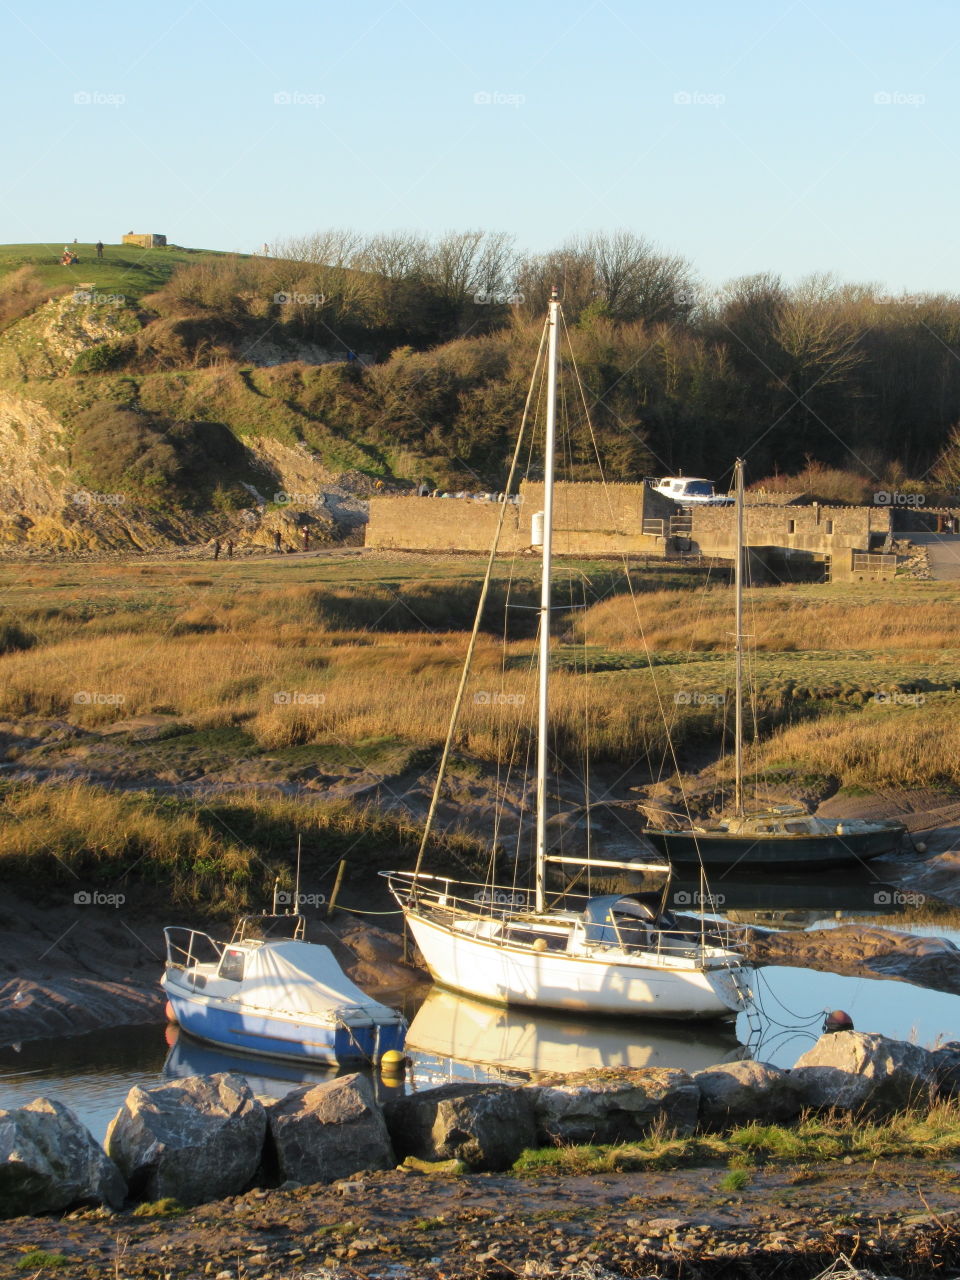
[694,1060,801,1129]
[791,1032,937,1114]
[746,926,960,996]
[931,1041,960,1097]
[0,1097,125,1217]
[106,1073,266,1206]
[267,1074,395,1185]
[384,1083,535,1172]
[529,1068,699,1145]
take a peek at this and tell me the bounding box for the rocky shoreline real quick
[3,1029,960,1280]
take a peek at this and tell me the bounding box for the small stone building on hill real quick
[122,233,167,249]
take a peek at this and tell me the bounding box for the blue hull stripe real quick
[167,995,405,1066]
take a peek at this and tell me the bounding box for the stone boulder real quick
[267,1074,395,1185]
[791,1033,937,1114]
[529,1068,699,1145]
[384,1083,535,1172]
[106,1072,266,1206]
[694,1060,801,1130]
[0,1097,125,1218]
[931,1041,960,1098]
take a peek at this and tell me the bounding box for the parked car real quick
[650,476,733,506]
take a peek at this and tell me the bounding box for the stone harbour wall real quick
[366,481,674,556]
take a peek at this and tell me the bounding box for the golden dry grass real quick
[0,559,957,789]
[0,780,485,912]
[577,581,960,655]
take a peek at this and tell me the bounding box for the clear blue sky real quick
[3,0,958,293]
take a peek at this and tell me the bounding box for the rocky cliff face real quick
[0,291,141,380]
[0,298,369,554]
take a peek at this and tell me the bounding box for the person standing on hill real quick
[212,539,221,560]
[96,241,104,259]
[226,538,235,558]
[302,526,310,552]
[273,530,283,553]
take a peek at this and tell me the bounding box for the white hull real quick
[404,910,748,1020]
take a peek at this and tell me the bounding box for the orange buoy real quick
[165,1001,177,1024]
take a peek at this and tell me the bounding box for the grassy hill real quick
[0,242,233,303]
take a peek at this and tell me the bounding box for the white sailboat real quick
[383,290,752,1020]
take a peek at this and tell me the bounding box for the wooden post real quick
[327,859,346,916]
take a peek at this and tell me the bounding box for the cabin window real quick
[787,519,796,534]
[218,948,245,981]
[825,519,834,534]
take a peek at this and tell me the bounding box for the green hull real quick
[645,825,905,872]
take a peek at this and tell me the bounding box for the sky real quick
[3,0,959,294]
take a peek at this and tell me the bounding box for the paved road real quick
[905,531,960,579]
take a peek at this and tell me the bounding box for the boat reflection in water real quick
[404,986,744,1084]
[165,984,746,1100]
[164,1026,340,1098]
[671,865,905,932]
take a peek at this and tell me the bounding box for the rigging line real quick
[754,967,827,1026]
[412,317,550,883]
[559,311,710,886]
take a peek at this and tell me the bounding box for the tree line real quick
[135,230,960,489]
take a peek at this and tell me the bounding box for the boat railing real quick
[382,871,751,958]
[163,926,225,971]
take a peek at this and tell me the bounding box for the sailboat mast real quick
[733,457,745,818]
[535,288,560,915]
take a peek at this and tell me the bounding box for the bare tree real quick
[587,230,698,324]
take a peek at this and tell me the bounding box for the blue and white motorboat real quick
[161,912,407,1067]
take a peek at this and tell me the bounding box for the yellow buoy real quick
[380,1049,406,1072]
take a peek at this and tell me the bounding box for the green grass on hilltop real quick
[0,242,233,303]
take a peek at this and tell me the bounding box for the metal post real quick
[734,458,745,818]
